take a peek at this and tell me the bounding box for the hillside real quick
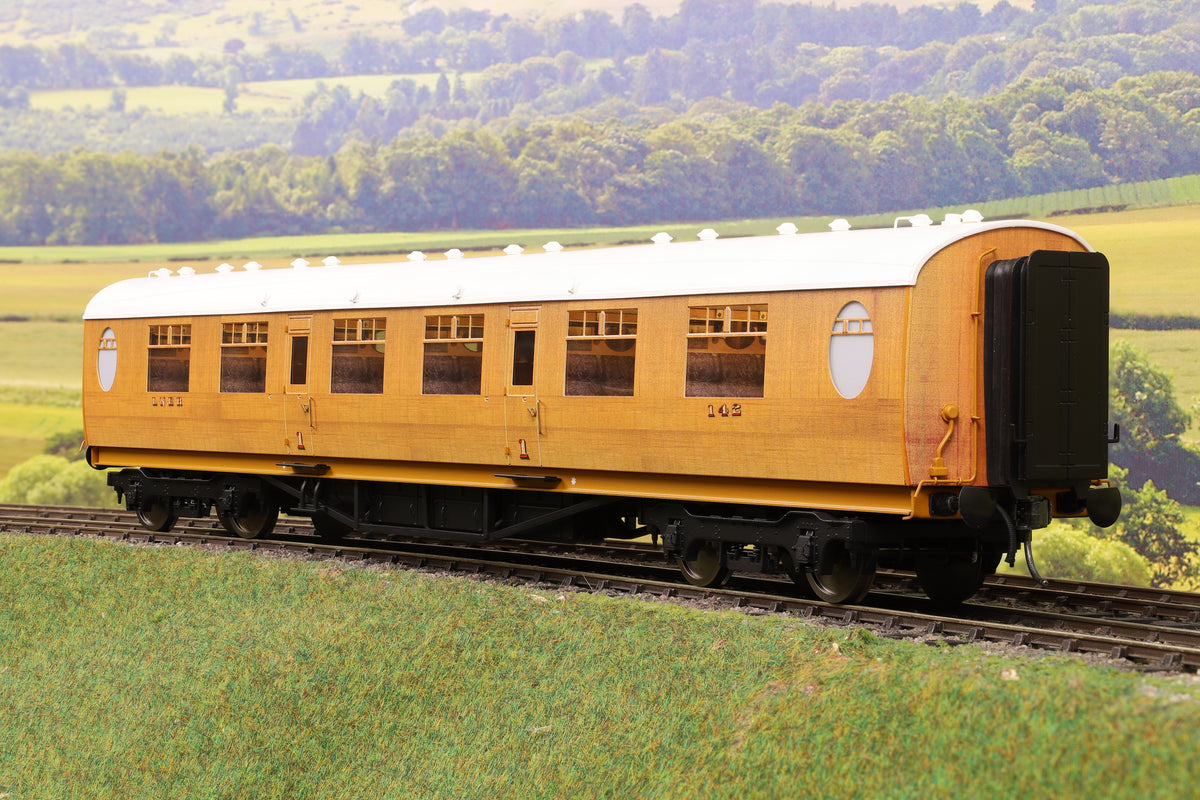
[0,0,1196,245]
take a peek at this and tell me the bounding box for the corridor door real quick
[505,307,541,465]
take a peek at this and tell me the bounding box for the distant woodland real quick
[0,0,1198,243]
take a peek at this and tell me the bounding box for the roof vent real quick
[408,251,427,262]
[828,219,851,232]
[962,209,984,223]
[894,214,933,228]
[504,244,524,256]
[323,256,341,267]
[291,258,310,269]
[215,263,234,274]
[444,248,464,259]
[651,232,673,245]
[243,261,263,271]
[177,266,196,277]
[543,241,564,253]
[149,268,172,278]
[697,228,718,241]
[943,213,963,226]
[777,223,799,235]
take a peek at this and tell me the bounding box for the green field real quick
[0,220,801,268]
[1067,205,1200,319]
[0,320,83,475]
[30,73,449,115]
[1,533,1196,798]
[0,262,145,320]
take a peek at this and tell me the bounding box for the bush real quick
[1003,524,1153,587]
[43,429,87,460]
[0,454,116,507]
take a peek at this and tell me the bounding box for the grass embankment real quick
[1,533,1197,798]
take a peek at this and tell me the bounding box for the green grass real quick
[0,533,1197,798]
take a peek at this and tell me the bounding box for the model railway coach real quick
[83,214,1121,605]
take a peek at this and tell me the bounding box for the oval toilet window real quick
[828,302,873,399]
[97,327,118,391]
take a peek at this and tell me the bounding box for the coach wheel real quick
[805,544,875,604]
[678,542,730,588]
[916,549,988,608]
[219,500,279,540]
[779,550,817,599]
[136,501,177,533]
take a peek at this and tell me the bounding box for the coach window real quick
[147,324,191,393]
[97,328,118,392]
[423,314,484,395]
[331,317,386,394]
[685,304,766,398]
[565,308,637,396]
[220,321,268,393]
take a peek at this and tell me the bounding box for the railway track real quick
[5,503,1200,672]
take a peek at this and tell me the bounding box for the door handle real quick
[531,401,542,435]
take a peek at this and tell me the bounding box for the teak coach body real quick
[83,215,1121,604]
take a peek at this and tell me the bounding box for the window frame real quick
[330,316,387,395]
[219,321,269,394]
[565,307,638,397]
[685,303,768,398]
[423,313,485,396]
[146,323,191,393]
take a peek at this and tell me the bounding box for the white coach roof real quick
[83,217,1091,320]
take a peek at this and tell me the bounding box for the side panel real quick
[85,288,913,497]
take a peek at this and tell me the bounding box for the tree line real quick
[0,0,1060,93]
[1,0,1197,137]
[0,69,1196,244]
